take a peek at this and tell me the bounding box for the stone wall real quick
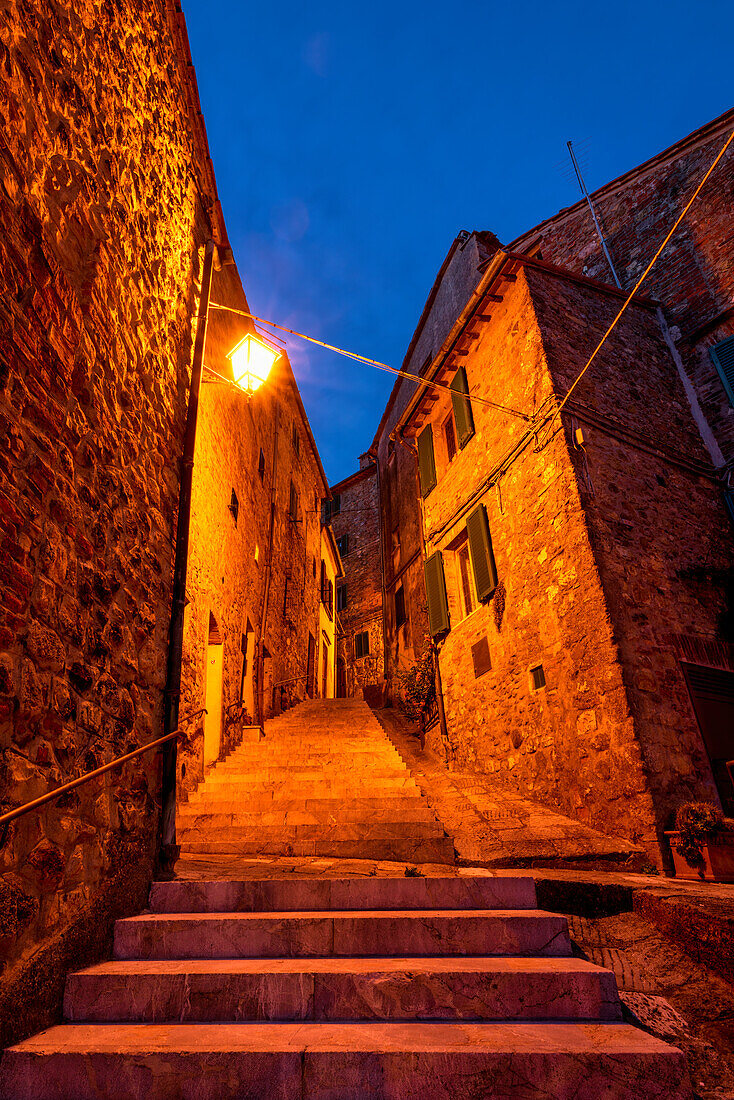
[409,262,734,863]
[511,108,734,462]
[178,265,330,797]
[372,232,500,704]
[330,461,384,698]
[0,0,220,1044]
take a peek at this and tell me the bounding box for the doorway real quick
[306,632,316,698]
[336,657,346,698]
[204,611,223,767]
[321,634,330,698]
[681,662,734,815]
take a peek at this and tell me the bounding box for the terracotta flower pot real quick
[665,830,734,882]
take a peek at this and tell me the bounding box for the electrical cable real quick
[208,302,531,421]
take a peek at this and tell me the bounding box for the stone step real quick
[0,1021,689,1100]
[64,957,622,1023]
[178,804,438,826]
[204,767,412,783]
[197,778,420,794]
[177,822,445,844]
[148,875,538,913]
[181,795,433,815]
[114,910,571,960]
[180,835,456,862]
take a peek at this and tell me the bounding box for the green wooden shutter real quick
[424,551,450,637]
[711,337,734,407]
[417,425,437,497]
[450,367,475,448]
[466,503,498,601]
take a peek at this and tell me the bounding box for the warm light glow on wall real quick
[228,332,281,393]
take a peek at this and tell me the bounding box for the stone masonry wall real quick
[511,109,734,461]
[0,0,214,1044]
[179,266,329,795]
[417,270,661,857]
[527,266,734,836]
[330,463,384,699]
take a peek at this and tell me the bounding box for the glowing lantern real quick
[228,332,281,393]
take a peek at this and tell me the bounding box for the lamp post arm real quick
[159,239,216,871]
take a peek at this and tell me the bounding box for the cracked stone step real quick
[114,910,572,960]
[0,1021,689,1100]
[177,807,441,827]
[64,956,623,1023]
[181,795,442,814]
[148,875,538,913]
[177,823,446,844]
[178,835,456,862]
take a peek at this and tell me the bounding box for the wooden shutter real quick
[466,503,498,601]
[471,637,492,678]
[424,551,450,637]
[450,367,475,448]
[417,425,437,498]
[711,337,734,406]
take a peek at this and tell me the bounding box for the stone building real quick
[178,262,334,800]
[0,0,332,1044]
[371,111,734,865]
[328,455,385,701]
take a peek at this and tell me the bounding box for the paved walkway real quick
[374,709,644,867]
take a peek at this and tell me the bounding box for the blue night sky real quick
[183,0,732,484]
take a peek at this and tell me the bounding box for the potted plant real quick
[665,801,734,882]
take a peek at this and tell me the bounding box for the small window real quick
[443,414,457,463]
[292,423,300,455]
[337,583,347,611]
[289,481,299,522]
[395,585,406,627]
[530,664,546,691]
[336,534,349,556]
[457,542,475,618]
[228,488,239,526]
[323,494,341,522]
[258,449,266,482]
[355,630,369,659]
[471,637,492,678]
[312,557,317,578]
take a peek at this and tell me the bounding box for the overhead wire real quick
[208,302,531,421]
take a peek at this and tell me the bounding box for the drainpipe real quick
[160,239,216,872]
[256,404,279,724]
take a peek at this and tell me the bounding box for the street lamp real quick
[159,240,280,872]
[228,332,281,393]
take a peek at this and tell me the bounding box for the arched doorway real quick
[336,657,346,698]
[204,611,223,767]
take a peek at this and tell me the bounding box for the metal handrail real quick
[0,708,207,831]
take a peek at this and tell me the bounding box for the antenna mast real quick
[567,140,622,289]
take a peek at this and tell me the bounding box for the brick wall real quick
[511,109,734,462]
[330,463,384,698]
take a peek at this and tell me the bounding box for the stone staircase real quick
[178,699,455,864]
[0,872,689,1098]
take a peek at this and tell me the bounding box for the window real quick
[292,423,300,455]
[457,543,476,618]
[289,481,299,522]
[530,664,546,691]
[443,413,457,463]
[258,448,265,482]
[710,336,734,407]
[395,585,406,627]
[336,534,349,556]
[417,424,437,497]
[355,631,369,659]
[450,366,475,449]
[323,494,341,522]
[337,583,347,611]
[424,551,450,637]
[228,488,239,526]
[465,504,498,602]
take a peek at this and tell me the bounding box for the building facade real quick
[371,111,734,864]
[328,455,385,702]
